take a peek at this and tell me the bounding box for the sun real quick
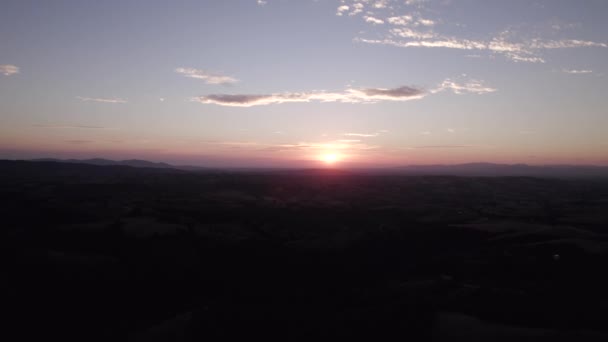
[321,153,340,164]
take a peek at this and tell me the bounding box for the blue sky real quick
[1,0,607,167]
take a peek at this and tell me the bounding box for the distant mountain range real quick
[32,158,175,169]
[388,163,608,178]
[26,158,608,178]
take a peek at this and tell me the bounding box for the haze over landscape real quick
[1,0,607,167]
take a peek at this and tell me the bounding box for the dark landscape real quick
[4,159,608,341]
[3,1,608,341]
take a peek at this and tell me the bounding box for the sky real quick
[1,0,607,167]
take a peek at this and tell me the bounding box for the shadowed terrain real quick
[3,160,608,341]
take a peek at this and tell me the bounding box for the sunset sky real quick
[1,0,607,167]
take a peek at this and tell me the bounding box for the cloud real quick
[175,67,239,85]
[275,141,378,152]
[257,0,267,5]
[562,69,593,74]
[77,96,127,104]
[336,5,349,16]
[411,145,474,149]
[0,64,19,76]
[349,3,364,16]
[433,79,497,95]
[420,131,431,135]
[360,34,605,63]
[387,15,434,28]
[360,86,424,98]
[364,16,384,25]
[418,18,435,27]
[390,27,436,39]
[340,1,606,64]
[387,15,413,26]
[343,133,379,137]
[405,0,428,6]
[32,124,109,129]
[446,128,455,133]
[192,77,493,107]
[206,140,378,153]
[373,0,389,9]
[531,40,607,49]
[192,85,427,107]
[66,140,93,144]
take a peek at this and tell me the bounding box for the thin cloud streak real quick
[344,133,379,137]
[411,145,475,149]
[204,140,378,154]
[433,79,497,95]
[192,85,427,107]
[77,96,127,104]
[0,64,19,76]
[192,79,494,107]
[65,140,94,144]
[32,124,111,129]
[355,37,547,63]
[562,69,593,74]
[175,67,239,85]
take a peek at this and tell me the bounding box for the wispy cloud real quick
[66,140,93,144]
[264,141,378,153]
[192,77,494,107]
[355,37,548,63]
[77,96,127,104]
[373,0,389,9]
[0,64,19,76]
[256,0,267,5]
[532,40,607,49]
[339,1,606,64]
[32,124,110,129]
[387,15,434,27]
[175,67,239,85]
[204,140,378,153]
[192,85,426,107]
[387,15,413,26]
[411,145,474,149]
[344,132,379,137]
[433,79,497,95]
[561,68,593,74]
[446,128,455,133]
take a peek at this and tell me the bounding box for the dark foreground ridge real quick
[4,160,608,341]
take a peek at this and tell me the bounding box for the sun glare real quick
[321,153,340,164]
